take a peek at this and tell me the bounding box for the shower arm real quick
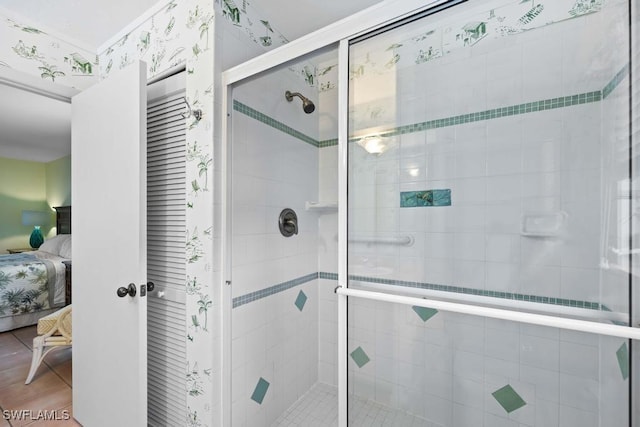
[285,91,303,102]
[284,90,315,113]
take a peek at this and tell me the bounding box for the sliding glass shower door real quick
[345,0,635,425]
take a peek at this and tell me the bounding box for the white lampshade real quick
[21,210,50,227]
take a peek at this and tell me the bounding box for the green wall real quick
[0,155,71,251]
[46,155,72,208]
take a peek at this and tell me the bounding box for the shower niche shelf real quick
[305,201,338,212]
[521,211,567,237]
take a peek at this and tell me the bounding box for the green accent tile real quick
[294,290,307,311]
[617,342,629,380]
[401,189,451,207]
[251,377,270,404]
[432,189,451,206]
[233,100,320,147]
[492,384,526,413]
[350,346,370,368]
[412,306,438,322]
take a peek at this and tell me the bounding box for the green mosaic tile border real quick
[371,91,602,139]
[232,272,318,308]
[319,272,338,280]
[602,63,629,99]
[233,100,319,147]
[345,273,606,311]
[237,270,610,316]
[234,66,627,151]
[364,64,627,139]
[319,138,338,148]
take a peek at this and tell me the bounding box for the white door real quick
[71,61,147,426]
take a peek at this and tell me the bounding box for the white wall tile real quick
[454,177,486,205]
[453,260,486,289]
[452,377,484,410]
[520,335,560,371]
[452,403,484,427]
[486,175,522,202]
[484,328,519,362]
[486,147,522,176]
[520,237,562,267]
[558,405,598,427]
[453,350,484,383]
[558,373,599,412]
[559,341,599,380]
[519,265,561,298]
[483,356,519,382]
[422,394,453,426]
[453,232,486,261]
[560,267,600,302]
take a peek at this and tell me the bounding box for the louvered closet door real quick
[146,76,187,427]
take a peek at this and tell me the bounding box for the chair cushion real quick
[37,306,68,335]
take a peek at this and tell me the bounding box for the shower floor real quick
[271,383,440,427]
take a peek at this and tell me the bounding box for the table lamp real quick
[21,210,49,248]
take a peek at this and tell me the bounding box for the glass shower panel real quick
[230,47,340,426]
[347,0,632,326]
[347,0,632,425]
[347,299,629,426]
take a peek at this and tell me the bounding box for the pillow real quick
[59,238,72,259]
[39,234,70,256]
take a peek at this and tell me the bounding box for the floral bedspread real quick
[0,253,56,318]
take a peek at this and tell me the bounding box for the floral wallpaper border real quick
[0,9,97,90]
[311,0,608,93]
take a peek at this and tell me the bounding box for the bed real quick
[0,206,71,332]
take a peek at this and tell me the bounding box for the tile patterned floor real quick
[0,326,77,426]
[272,383,441,427]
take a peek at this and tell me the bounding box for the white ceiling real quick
[0,0,161,51]
[0,84,71,162]
[0,0,383,162]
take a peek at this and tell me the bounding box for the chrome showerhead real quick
[285,90,315,114]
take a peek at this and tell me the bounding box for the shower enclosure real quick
[222,0,638,425]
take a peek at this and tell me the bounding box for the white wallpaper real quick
[0,9,97,90]
[98,1,216,426]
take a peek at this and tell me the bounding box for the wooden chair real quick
[25,305,72,384]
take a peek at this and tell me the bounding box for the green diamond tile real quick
[412,306,438,322]
[492,384,526,413]
[251,377,270,404]
[350,346,370,368]
[294,290,307,311]
[617,342,629,380]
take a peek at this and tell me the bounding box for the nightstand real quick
[6,248,35,254]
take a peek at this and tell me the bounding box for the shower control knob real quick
[278,208,299,237]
